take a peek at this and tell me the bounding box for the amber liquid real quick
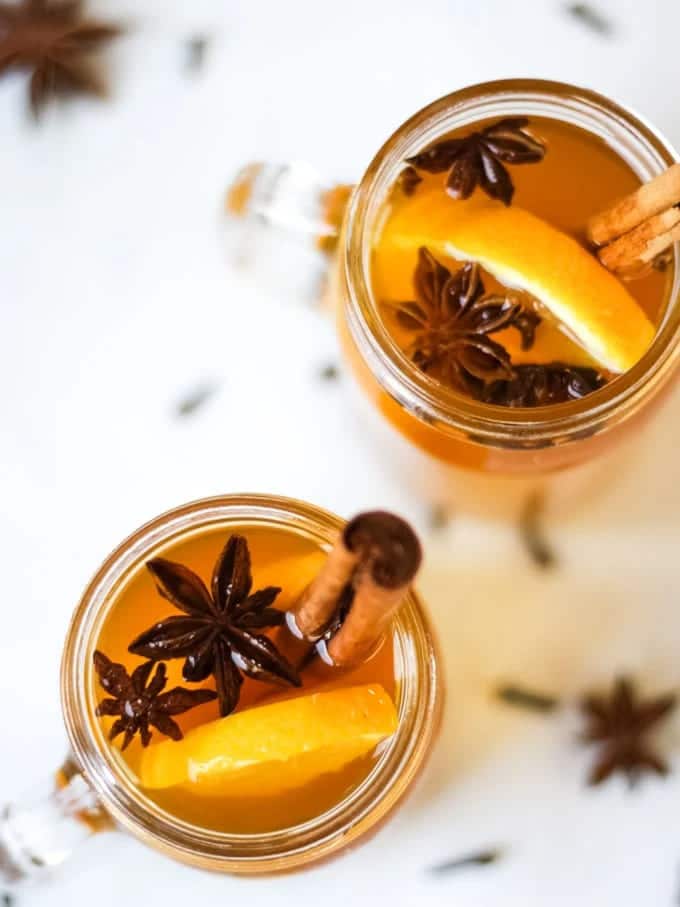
[94,523,397,834]
[373,116,671,381]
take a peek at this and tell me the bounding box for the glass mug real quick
[227,79,680,515]
[0,495,442,884]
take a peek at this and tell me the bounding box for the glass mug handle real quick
[225,162,353,268]
[0,756,110,887]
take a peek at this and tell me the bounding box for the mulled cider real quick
[333,82,680,478]
[90,506,427,837]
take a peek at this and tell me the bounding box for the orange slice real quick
[140,684,398,797]
[376,189,655,373]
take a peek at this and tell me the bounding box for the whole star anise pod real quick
[0,0,121,118]
[482,362,605,407]
[93,651,217,750]
[129,535,301,717]
[580,676,677,787]
[389,247,526,392]
[406,117,546,206]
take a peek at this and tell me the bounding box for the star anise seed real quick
[407,117,546,206]
[580,676,676,787]
[0,0,121,118]
[93,651,217,750]
[129,535,301,717]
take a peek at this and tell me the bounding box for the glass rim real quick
[343,78,680,446]
[60,494,441,873]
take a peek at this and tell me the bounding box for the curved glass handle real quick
[224,162,353,303]
[0,756,111,888]
[226,161,353,252]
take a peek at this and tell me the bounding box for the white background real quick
[2,0,680,903]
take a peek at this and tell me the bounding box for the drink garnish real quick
[580,676,676,787]
[385,247,607,404]
[379,187,655,373]
[0,0,122,119]
[128,535,301,717]
[396,165,423,197]
[483,363,606,407]
[139,684,398,795]
[93,651,217,750]
[587,164,680,277]
[406,117,546,206]
[386,248,543,397]
[288,511,421,668]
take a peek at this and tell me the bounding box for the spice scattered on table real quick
[0,0,122,118]
[318,363,340,382]
[580,676,676,787]
[428,848,502,875]
[565,3,614,36]
[496,684,560,713]
[184,35,208,73]
[427,504,450,531]
[175,382,219,418]
[519,492,556,569]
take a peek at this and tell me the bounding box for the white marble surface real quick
[2,0,680,903]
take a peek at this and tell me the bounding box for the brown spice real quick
[128,535,300,717]
[580,676,676,786]
[518,492,556,568]
[598,207,680,274]
[496,684,559,712]
[93,651,217,749]
[428,849,502,875]
[396,165,422,197]
[288,511,422,668]
[0,0,121,118]
[587,164,680,276]
[587,164,680,246]
[407,117,546,207]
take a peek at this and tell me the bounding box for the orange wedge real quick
[376,189,655,374]
[140,685,398,797]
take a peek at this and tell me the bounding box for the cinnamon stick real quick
[325,568,408,667]
[597,207,680,274]
[286,535,360,640]
[587,163,680,246]
[288,511,422,668]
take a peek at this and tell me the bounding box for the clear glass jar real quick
[228,80,680,513]
[1,495,442,883]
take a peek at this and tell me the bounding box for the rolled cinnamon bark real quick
[598,207,680,274]
[325,570,406,667]
[287,533,360,640]
[586,164,680,247]
[289,511,422,667]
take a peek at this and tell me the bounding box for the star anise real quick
[389,247,528,393]
[406,117,546,206]
[128,535,301,717]
[396,165,422,197]
[482,362,605,407]
[580,677,677,787]
[0,0,121,118]
[93,651,217,750]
